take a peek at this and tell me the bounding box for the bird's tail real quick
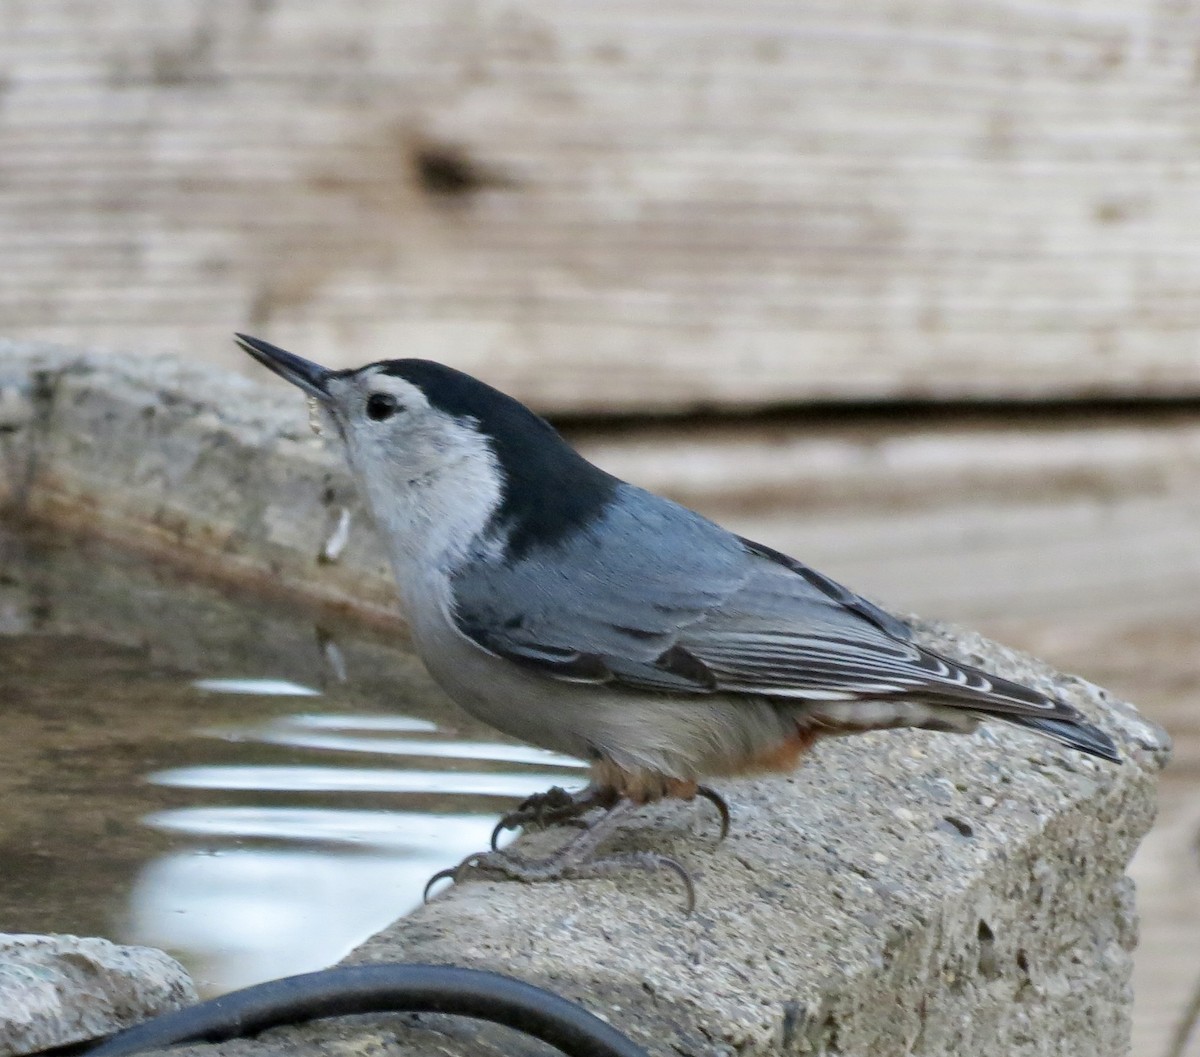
[1002,713,1120,763]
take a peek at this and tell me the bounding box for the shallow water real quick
[0,525,585,995]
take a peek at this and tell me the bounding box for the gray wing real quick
[451,484,1061,717]
[451,485,749,691]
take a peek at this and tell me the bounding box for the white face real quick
[320,367,504,578]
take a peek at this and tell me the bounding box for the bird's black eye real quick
[366,393,402,421]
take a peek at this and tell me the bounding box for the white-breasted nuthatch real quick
[235,334,1119,906]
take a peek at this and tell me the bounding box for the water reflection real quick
[277,714,440,732]
[126,847,482,992]
[136,705,585,994]
[0,524,593,997]
[144,807,487,847]
[150,763,579,796]
[192,678,322,696]
[203,715,579,766]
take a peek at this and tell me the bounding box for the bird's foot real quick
[489,782,730,850]
[427,801,696,913]
[489,783,620,850]
[425,849,696,915]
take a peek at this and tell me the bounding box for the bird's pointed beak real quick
[234,333,333,400]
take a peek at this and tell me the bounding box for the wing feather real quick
[451,484,1067,721]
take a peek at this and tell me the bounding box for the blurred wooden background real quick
[4,1,1200,412]
[4,4,1200,1052]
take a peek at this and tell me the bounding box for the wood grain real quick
[4,2,1200,411]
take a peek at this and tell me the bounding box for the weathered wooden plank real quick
[3,2,1200,411]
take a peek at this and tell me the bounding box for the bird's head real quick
[235,334,615,569]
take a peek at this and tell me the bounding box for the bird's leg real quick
[426,800,696,913]
[489,783,620,850]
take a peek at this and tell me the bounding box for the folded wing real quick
[451,484,1111,751]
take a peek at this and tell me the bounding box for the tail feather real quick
[901,651,1121,763]
[1003,713,1121,763]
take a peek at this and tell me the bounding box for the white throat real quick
[357,446,505,606]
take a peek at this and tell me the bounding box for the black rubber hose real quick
[83,964,648,1057]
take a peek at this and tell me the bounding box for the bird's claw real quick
[564,850,697,914]
[423,850,506,902]
[489,785,616,850]
[427,798,700,913]
[696,784,731,842]
[423,846,696,914]
[422,860,468,903]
